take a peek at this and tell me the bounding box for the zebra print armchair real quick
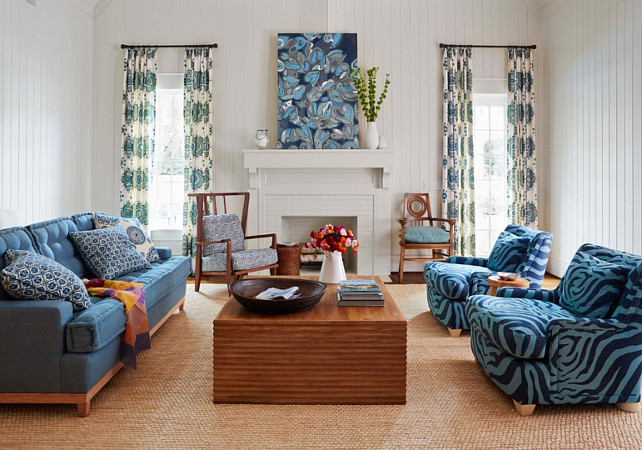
[423,225,553,336]
[467,244,642,415]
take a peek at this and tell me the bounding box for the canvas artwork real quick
[277,33,358,149]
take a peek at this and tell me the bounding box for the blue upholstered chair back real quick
[495,225,553,288]
[556,244,642,324]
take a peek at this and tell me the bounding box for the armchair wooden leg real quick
[447,327,462,337]
[398,247,406,284]
[270,267,277,275]
[615,402,641,413]
[513,400,536,416]
[77,401,90,417]
[195,272,201,293]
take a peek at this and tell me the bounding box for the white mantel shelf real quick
[242,149,395,190]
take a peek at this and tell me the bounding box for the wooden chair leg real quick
[398,246,406,284]
[447,327,462,337]
[195,271,201,293]
[77,401,90,417]
[615,402,641,413]
[513,400,536,416]
[270,266,277,275]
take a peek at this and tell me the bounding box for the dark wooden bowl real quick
[230,278,327,314]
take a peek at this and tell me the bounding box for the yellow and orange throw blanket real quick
[84,279,151,368]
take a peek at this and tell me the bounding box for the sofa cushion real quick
[0,227,38,298]
[0,249,91,312]
[70,227,152,279]
[115,257,191,310]
[202,248,278,272]
[404,226,451,244]
[93,212,160,263]
[27,217,89,278]
[467,296,576,359]
[66,299,126,353]
[487,231,531,272]
[559,251,629,319]
[424,261,492,300]
[71,212,94,231]
[203,214,245,256]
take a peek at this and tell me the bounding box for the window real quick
[473,91,508,257]
[150,74,184,230]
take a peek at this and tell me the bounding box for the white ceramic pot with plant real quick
[353,67,391,149]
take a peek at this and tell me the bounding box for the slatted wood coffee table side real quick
[213,278,407,404]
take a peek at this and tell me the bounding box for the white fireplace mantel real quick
[242,149,395,190]
[242,149,395,276]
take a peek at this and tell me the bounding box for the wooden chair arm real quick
[245,233,278,249]
[429,217,456,225]
[195,239,231,246]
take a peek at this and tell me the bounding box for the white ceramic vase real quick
[364,122,379,149]
[319,251,347,284]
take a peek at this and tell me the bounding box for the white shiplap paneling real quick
[93,0,540,271]
[0,0,92,225]
[542,0,642,276]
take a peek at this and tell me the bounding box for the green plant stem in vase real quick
[352,67,390,148]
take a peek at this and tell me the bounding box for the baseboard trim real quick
[547,257,570,278]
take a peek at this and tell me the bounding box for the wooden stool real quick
[487,275,529,296]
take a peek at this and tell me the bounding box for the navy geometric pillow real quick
[0,249,91,312]
[487,231,531,272]
[69,226,152,279]
[559,251,630,318]
[202,214,245,256]
[92,212,160,263]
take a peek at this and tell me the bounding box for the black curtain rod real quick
[440,43,536,49]
[120,43,218,49]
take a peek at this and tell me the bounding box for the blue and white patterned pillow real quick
[69,226,152,279]
[0,249,91,312]
[92,212,160,263]
[202,214,245,256]
[487,231,531,272]
[559,251,630,318]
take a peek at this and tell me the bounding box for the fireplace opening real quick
[280,216,358,274]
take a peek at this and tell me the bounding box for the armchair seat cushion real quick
[424,262,492,300]
[404,226,451,244]
[467,295,576,359]
[202,248,278,272]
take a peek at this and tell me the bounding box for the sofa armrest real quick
[446,256,488,267]
[496,287,559,303]
[155,247,172,260]
[0,300,74,392]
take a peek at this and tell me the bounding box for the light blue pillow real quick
[92,212,160,263]
[70,226,152,279]
[559,251,629,318]
[0,249,91,312]
[487,231,531,272]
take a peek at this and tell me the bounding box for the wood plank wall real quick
[0,0,93,225]
[543,0,642,275]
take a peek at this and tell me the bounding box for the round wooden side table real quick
[487,275,529,296]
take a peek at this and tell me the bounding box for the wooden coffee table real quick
[213,276,407,404]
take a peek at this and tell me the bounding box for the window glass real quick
[473,92,508,257]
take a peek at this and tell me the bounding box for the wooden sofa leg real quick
[447,327,462,337]
[513,400,536,416]
[615,402,641,413]
[77,401,90,417]
[178,298,185,311]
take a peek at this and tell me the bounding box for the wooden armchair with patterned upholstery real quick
[189,192,278,295]
[398,193,456,283]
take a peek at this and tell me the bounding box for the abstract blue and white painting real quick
[277,33,358,149]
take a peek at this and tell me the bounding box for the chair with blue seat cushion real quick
[190,192,278,295]
[423,224,553,336]
[398,193,456,283]
[467,243,642,416]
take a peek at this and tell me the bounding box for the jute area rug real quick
[1,283,640,449]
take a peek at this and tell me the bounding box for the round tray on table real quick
[229,278,327,314]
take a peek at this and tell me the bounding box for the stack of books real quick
[337,279,384,307]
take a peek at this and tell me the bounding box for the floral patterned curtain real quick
[507,48,537,227]
[120,48,157,226]
[442,47,475,256]
[182,48,214,258]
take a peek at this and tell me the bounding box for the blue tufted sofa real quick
[424,225,553,336]
[0,213,190,416]
[467,244,642,415]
